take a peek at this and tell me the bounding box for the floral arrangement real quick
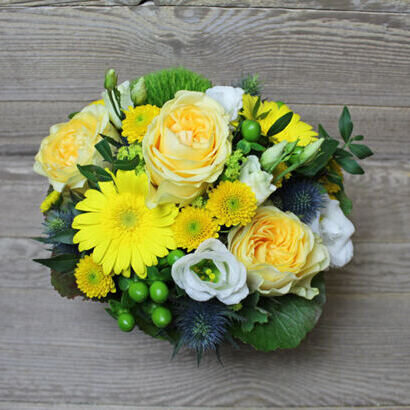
[33,67,373,362]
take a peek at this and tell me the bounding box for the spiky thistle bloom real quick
[232,73,262,96]
[175,299,236,364]
[206,181,257,227]
[279,179,325,223]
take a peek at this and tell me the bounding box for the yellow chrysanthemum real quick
[40,190,61,213]
[72,171,178,278]
[74,255,116,299]
[207,181,257,227]
[122,105,160,143]
[319,159,344,199]
[173,207,219,251]
[241,94,317,146]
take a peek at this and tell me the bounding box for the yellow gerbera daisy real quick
[74,255,116,299]
[206,181,257,227]
[241,94,317,146]
[173,207,219,251]
[72,171,178,278]
[122,105,160,143]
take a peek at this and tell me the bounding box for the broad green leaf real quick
[237,139,251,154]
[349,143,374,159]
[118,276,131,291]
[100,133,122,148]
[250,142,266,152]
[336,157,364,175]
[352,135,364,141]
[231,274,325,351]
[50,269,83,299]
[335,190,353,215]
[77,164,112,183]
[334,148,353,159]
[51,228,76,245]
[239,305,269,333]
[339,106,353,143]
[267,112,293,137]
[318,124,331,139]
[113,157,139,171]
[34,253,80,273]
[95,139,113,162]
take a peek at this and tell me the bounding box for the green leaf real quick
[68,112,79,119]
[267,112,293,137]
[95,139,113,163]
[50,269,83,299]
[34,253,80,273]
[336,157,364,175]
[239,305,269,333]
[118,276,131,291]
[318,124,331,139]
[51,228,76,245]
[105,308,118,320]
[77,164,112,183]
[256,110,271,120]
[231,274,326,351]
[250,142,266,152]
[237,139,251,154]
[339,106,353,143]
[147,265,172,282]
[297,139,339,177]
[335,190,353,215]
[349,143,374,160]
[334,148,353,159]
[109,299,122,314]
[352,135,364,141]
[121,290,136,309]
[252,97,261,119]
[100,133,122,148]
[112,157,139,171]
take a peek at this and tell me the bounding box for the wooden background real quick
[1,0,409,408]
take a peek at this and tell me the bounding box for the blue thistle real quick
[43,208,75,240]
[279,179,324,224]
[174,299,238,365]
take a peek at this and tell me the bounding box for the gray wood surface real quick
[0,1,409,409]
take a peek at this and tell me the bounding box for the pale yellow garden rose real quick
[142,90,231,205]
[34,104,119,192]
[228,206,330,299]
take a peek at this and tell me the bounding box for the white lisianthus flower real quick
[206,85,244,121]
[311,195,355,268]
[239,155,277,205]
[102,80,133,129]
[171,238,249,305]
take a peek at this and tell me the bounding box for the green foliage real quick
[77,165,112,183]
[231,274,326,351]
[221,149,246,181]
[143,67,212,107]
[267,112,293,137]
[233,73,262,96]
[50,269,83,299]
[34,253,80,273]
[236,293,269,333]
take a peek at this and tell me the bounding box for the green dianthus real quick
[117,144,145,174]
[221,150,246,182]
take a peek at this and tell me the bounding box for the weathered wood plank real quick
[1,6,410,107]
[3,237,410,294]
[1,102,408,161]
[0,287,409,407]
[155,0,410,13]
[1,157,408,242]
[0,0,144,5]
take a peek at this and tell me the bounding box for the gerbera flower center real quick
[120,209,139,229]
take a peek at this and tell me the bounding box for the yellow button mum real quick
[241,94,317,146]
[173,206,219,251]
[206,181,257,227]
[74,255,116,299]
[72,171,178,278]
[122,105,160,143]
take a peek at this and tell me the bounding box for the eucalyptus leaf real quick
[95,139,113,162]
[267,112,293,137]
[336,157,364,175]
[339,106,353,143]
[318,124,331,139]
[335,190,353,215]
[77,164,112,183]
[231,274,326,351]
[113,157,139,171]
[349,143,374,159]
[352,135,364,141]
[100,133,122,148]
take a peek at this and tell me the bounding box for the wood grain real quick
[155,0,410,13]
[1,156,408,242]
[0,0,144,6]
[1,6,410,107]
[1,102,408,161]
[1,287,409,407]
[3,237,409,295]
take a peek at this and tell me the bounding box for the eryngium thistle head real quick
[43,207,77,241]
[175,299,232,363]
[232,73,262,96]
[279,179,324,224]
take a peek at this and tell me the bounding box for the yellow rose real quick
[142,90,231,205]
[228,206,329,299]
[34,104,119,192]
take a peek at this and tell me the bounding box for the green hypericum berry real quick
[142,301,160,315]
[151,306,172,328]
[241,120,261,142]
[128,281,149,303]
[167,249,185,266]
[149,281,169,304]
[117,312,135,332]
